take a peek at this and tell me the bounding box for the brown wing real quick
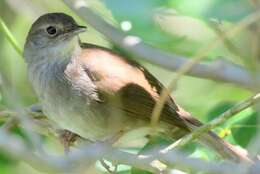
[79,43,190,130]
[76,44,252,162]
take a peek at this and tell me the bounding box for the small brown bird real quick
[23,13,250,162]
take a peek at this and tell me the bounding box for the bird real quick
[23,12,250,163]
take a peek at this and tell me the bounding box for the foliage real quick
[0,0,259,173]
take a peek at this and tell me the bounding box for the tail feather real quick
[201,131,252,163]
[179,110,252,163]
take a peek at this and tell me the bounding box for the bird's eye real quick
[46,26,57,36]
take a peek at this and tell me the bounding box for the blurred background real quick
[0,0,259,173]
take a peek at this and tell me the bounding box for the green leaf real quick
[205,102,258,147]
[131,168,152,174]
[206,102,235,122]
[0,152,17,166]
[231,112,258,147]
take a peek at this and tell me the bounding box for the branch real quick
[0,108,55,137]
[63,0,260,91]
[0,128,257,174]
[0,108,162,172]
[161,93,260,153]
[0,16,23,57]
[208,20,243,59]
[1,107,260,173]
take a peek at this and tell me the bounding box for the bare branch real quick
[1,107,260,173]
[0,127,259,174]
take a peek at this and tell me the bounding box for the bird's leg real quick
[98,130,125,173]
[58,129,79,154]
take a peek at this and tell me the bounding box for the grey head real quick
[24,13,86,62]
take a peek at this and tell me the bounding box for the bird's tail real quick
[200,131,252,163]
[186,117,252,163]
[179,109,252,163]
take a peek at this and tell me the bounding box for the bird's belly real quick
[28,62,111,141]
[40,82,138,141]
[28,61,148,141]
[41,96,108,141]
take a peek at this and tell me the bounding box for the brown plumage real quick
[75,43,251,162]
[23,13,251,163]
[80,43,189,129]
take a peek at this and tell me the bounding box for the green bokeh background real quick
[0,0,259,173]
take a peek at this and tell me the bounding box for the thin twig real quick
[100,159,116,174]
[208,20,243,59]
[0,108,54,137]
[0,117,17,131]
[0,16,23,57]
[1,120,260,174]
[1,127,258,174]
[160,93,260,153]
[150,10,260,127]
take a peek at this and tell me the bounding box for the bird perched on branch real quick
[23,13,251,163]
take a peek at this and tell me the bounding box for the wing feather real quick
[79,43,190,130]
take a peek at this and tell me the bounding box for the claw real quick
[58,130,79,154]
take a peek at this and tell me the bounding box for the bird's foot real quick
[58,130,79,154]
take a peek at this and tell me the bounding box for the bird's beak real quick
[73,25,87,34]
[62,25,87,39]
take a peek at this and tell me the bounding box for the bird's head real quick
[24,13,86,62]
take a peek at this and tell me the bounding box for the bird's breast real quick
[27,59,110,141]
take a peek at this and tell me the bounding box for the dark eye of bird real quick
[46,26,57,36]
